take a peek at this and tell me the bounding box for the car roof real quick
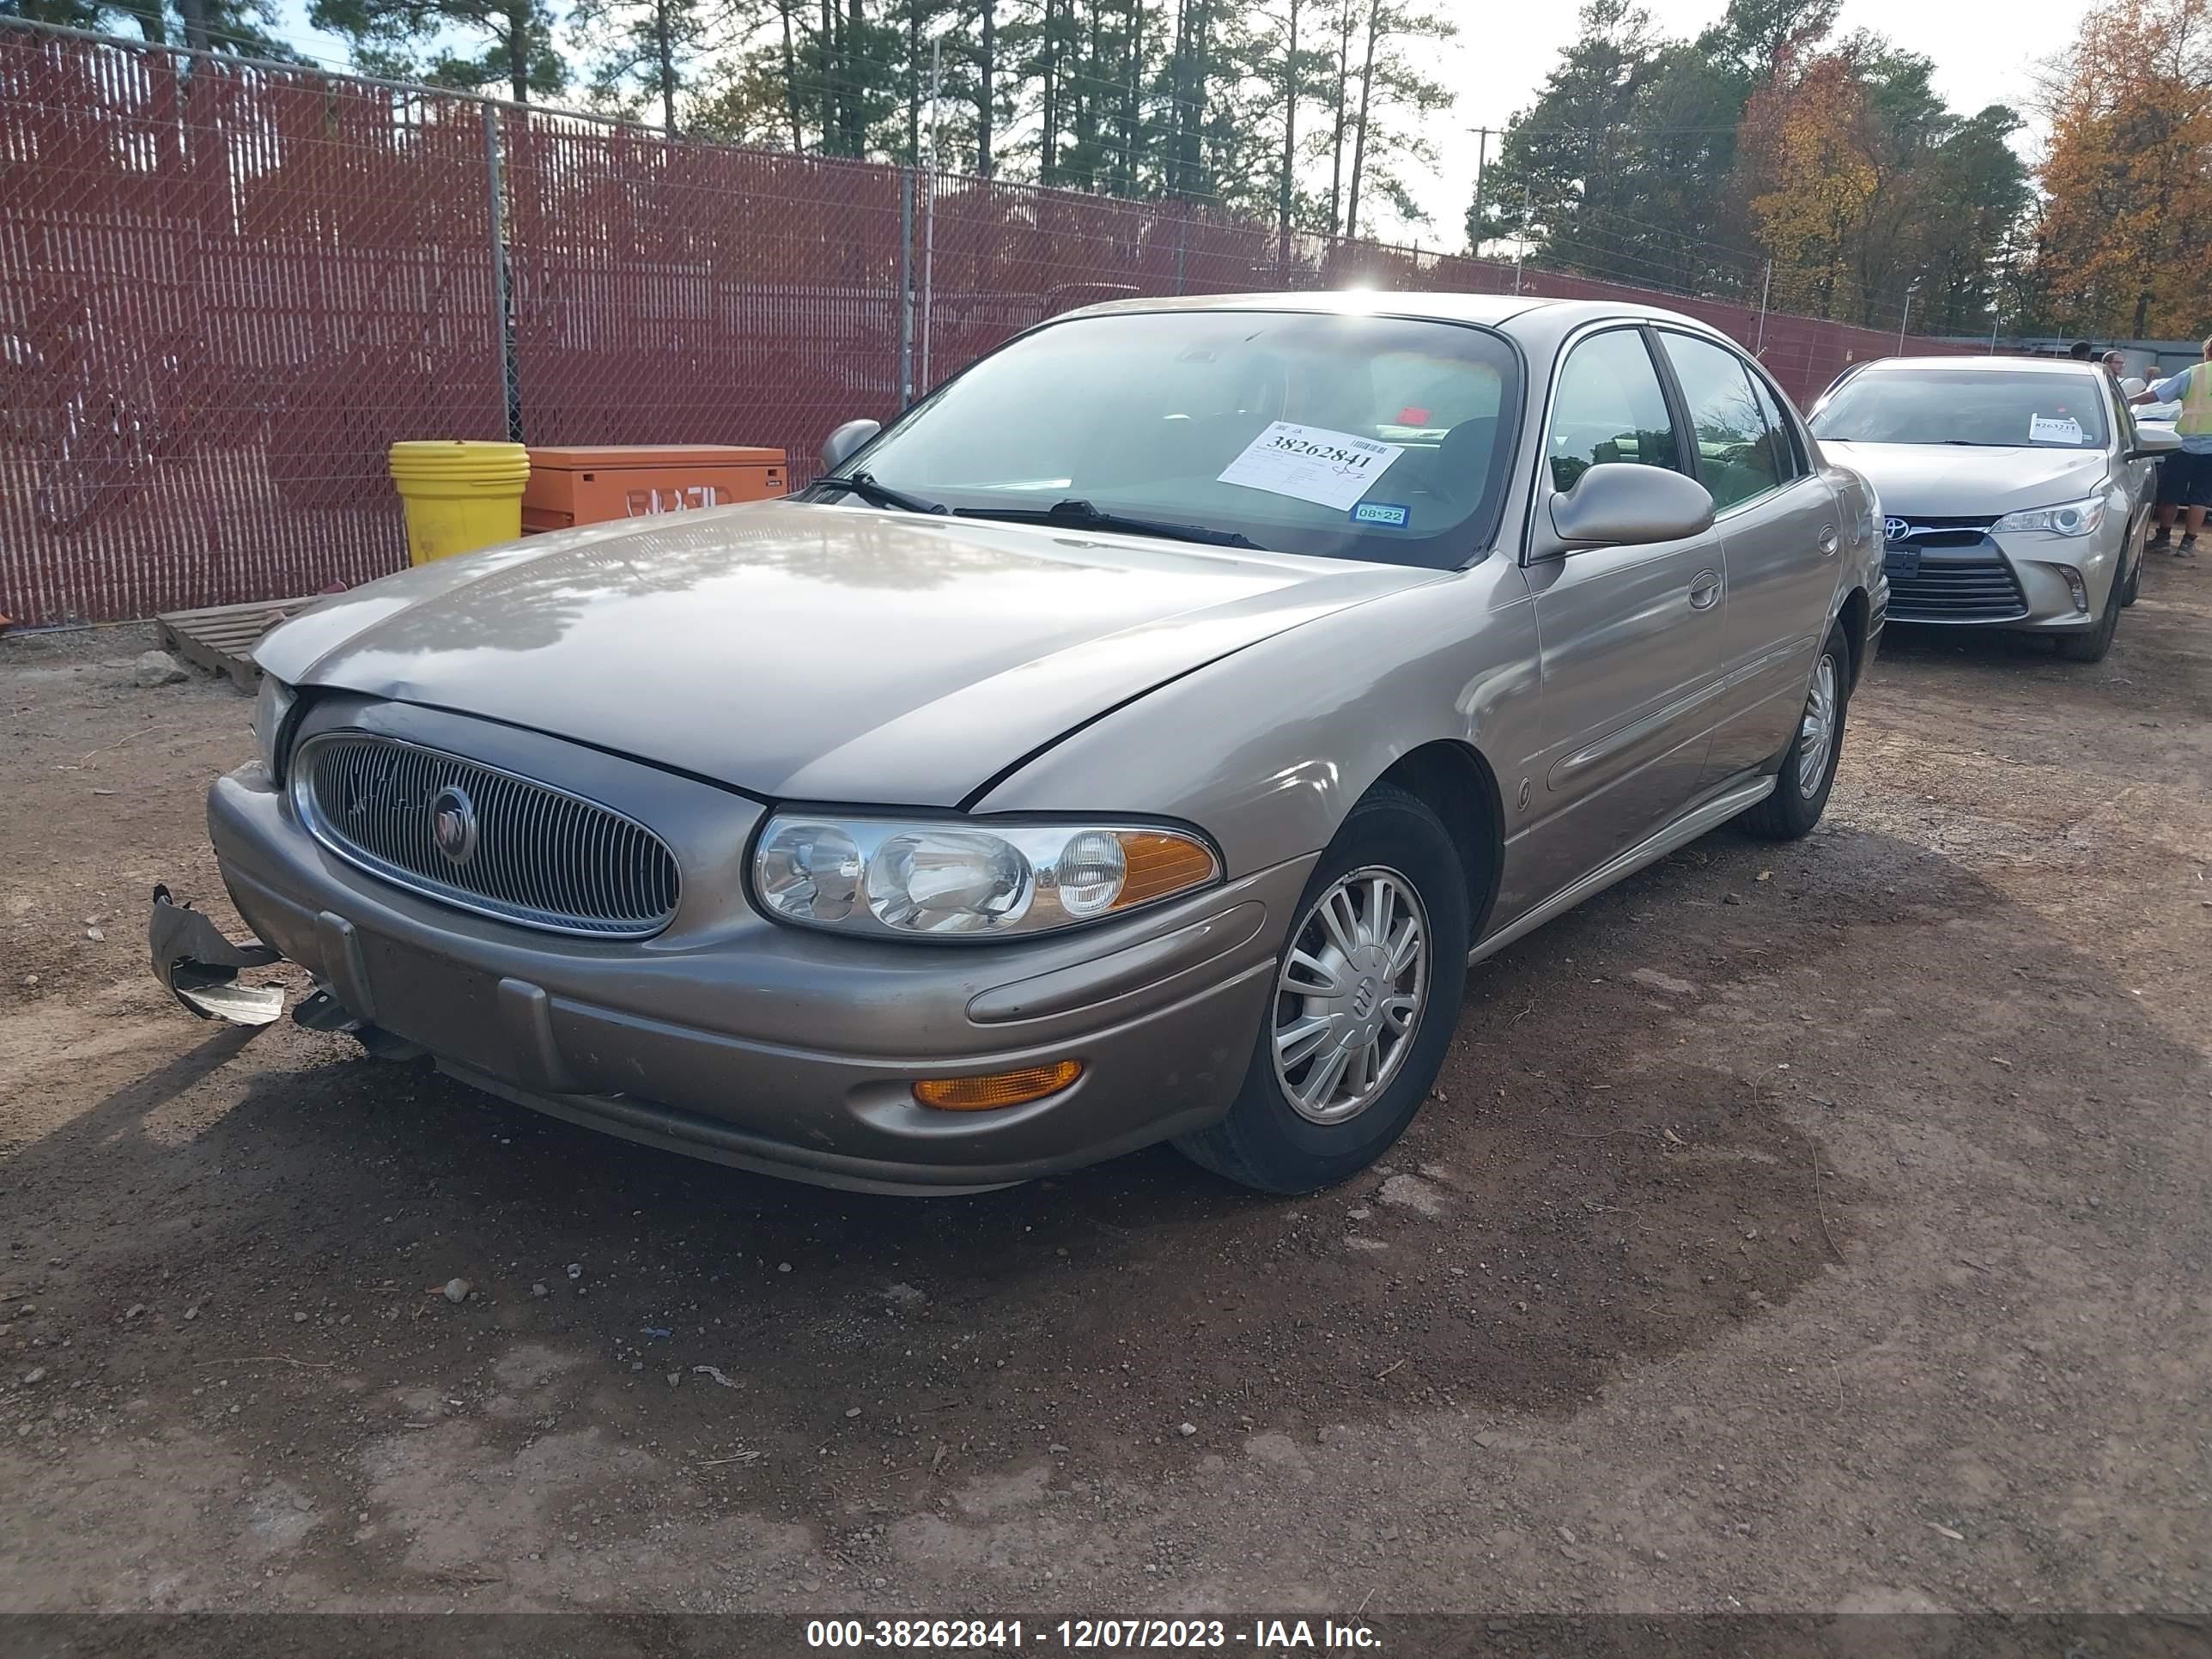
[1850,356,2106,377]
[1057,289,1731,338]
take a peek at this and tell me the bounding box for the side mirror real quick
[1546,462,1717,551]
[820,418,882,474]
[2129,426,2181,459]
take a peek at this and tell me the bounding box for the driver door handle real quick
[1688,569,1723,611]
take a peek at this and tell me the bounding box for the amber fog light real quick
[913,1060,1084,1111]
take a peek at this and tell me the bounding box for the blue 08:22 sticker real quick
[1351,501,1411,528]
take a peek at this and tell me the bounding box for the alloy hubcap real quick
[1271,866,1431,1126]
[1797,652,1839,799]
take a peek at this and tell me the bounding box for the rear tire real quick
[1175,783,1470,1195]
[1740,623,1850,842]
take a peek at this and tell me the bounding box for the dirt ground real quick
[2,563,2209,1620]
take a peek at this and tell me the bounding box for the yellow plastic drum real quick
[386,441,532,565]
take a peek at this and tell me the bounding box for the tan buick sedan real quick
[158,294,1883,1195]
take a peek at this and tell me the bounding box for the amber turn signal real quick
[1111,830,1221,910]
[912,1060,1084,1111]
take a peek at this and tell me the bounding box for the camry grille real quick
[1886,556,2029,623]
[295,734,679,938]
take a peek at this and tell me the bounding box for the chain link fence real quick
[1,20,1958,627]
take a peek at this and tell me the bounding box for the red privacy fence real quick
[0,21,1960,626]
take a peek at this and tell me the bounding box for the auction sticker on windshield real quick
[2029,414,2086,445]
[1217,422,1406,511]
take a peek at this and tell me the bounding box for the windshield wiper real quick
[811,470,946,514]
[954,498,1261,550]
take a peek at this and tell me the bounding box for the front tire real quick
[2055,566,2124,661]
[1740,623,1850,842]
[1175,783,1470,1194]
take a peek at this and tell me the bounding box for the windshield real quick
[1810,368,2110,450]
[826,310,1522,567]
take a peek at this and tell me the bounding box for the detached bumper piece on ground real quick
[146,884,284,1026]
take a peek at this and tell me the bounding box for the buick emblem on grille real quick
[430,784,478,866]
[1884,516,1911,543]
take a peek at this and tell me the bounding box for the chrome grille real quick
[1889,514,2000,550]
[295,734,679,938]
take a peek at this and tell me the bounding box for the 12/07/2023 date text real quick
[805,1618,1383,1649]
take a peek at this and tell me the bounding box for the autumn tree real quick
[2037,0,2212,338]
[1733,27,2026,331]
[1739,48,1876,318]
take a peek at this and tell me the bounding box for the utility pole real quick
[979,0,995,177]
[1468,125,1489,254]
[1755,259,1772,352]
[1897,276,1922,356]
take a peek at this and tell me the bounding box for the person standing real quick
[2101,349,2128,381]
[2135,338,2212,554]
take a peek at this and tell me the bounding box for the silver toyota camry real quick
[1808,356,2177,662]
[157,294,1882,1195]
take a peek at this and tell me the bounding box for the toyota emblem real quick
[430,784,478,865]
[1883,516,1911,543]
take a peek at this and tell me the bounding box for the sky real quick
[270,0,2065,246]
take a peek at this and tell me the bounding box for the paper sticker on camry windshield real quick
[1217,422,1405,511]
[2029,414,2085,445]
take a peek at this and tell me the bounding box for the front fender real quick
[970,561,1540,881]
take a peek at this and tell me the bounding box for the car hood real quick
[258,499,1439,805]
[1818,441,2109,516]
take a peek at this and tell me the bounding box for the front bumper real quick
[208,737,1309,1194]
[1882,526,2122,630]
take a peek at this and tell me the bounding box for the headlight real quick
[752,814,1221,939]
[252,674,297,781]
[1992,495,2106,538]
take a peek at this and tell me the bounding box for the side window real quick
[1547,329,1681,494]
[2111,384,2139,452]
[1746,367,1807,481]
[1662,332,1783,511]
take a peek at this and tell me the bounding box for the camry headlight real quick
[752,815,1222,939]
[252,673,297,782]
[1992,495,2106,538]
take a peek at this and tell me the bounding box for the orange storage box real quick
[521,444,787,532]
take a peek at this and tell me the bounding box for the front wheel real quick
[1175,784,1470,1194]
[1740,623,1850,842]
[2055,566,2124,661]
